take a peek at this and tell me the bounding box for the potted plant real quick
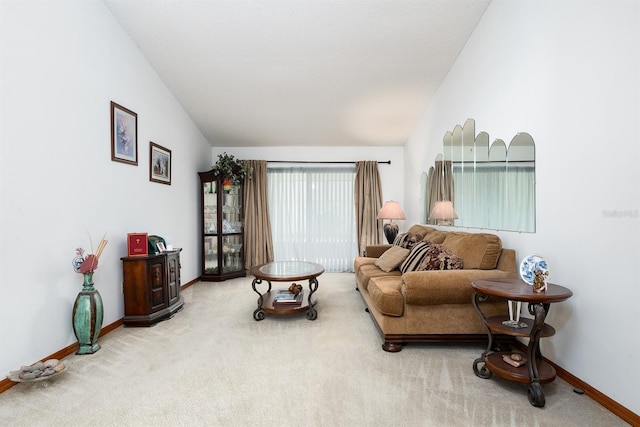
[212,152,253,186]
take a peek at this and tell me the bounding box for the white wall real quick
[212,145,406,229]
[0,1,212,375]
[405,0,639,414]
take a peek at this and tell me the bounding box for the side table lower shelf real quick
[485,316,555,338]
[484,351,556,384]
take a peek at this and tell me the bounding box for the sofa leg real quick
[382,341,402,352]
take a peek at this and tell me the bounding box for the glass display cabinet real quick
[198,169,246,281]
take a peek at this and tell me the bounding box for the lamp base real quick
[383,222,399,244]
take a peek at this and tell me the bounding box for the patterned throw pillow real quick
[419,243,464,271]
[400,242,463,273]
[393,233,421,250]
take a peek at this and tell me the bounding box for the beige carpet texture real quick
[0,273,629,426]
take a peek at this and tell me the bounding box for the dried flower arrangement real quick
[72,233,108,274]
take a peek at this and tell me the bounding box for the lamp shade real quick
[377,201,406,220]
[429,201,459,221]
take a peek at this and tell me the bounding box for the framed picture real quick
[110,101,138,165]
[156,242,166,252]
[149,142,171,185]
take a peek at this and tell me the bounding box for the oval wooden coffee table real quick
[250,261,324,321]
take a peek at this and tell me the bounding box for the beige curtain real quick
[354,161,383,256]
[427,159,454,224]
[242,160,274,268]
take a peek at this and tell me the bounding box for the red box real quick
[127,233,148,257]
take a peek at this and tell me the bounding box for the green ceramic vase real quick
[72,272,103,354]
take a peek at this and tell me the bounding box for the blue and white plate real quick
[519,255,548,285]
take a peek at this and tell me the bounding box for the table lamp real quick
[377,201,406,243]
[429,201,458,226]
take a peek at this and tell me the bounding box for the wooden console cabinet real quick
[121,249,184,327]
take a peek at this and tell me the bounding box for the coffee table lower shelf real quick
[255,290,318,320]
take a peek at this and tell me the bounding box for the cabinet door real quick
[221,186,243,274]
[166,252,180,306]
[203,179,219,275]
[148,258,167,312]
[221,234,243,273]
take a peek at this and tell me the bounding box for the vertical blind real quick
[267,166,357,272]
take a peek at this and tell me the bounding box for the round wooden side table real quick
[471,278,573,407]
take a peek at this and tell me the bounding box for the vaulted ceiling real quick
[103,0,490,147]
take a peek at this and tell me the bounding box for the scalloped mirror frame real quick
[425,119,535,232]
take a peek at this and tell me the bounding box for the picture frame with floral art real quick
[110,101,138,165]
[149,142,171,185]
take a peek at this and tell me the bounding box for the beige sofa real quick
[354,224,517,352]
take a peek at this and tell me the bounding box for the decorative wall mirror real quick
[425,119,536,232]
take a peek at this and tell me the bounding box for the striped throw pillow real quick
[400,242,431,273]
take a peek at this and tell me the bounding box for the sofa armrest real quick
[402,269,517,305]
[365,244,392,258]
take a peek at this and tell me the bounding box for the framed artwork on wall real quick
[110,101,138,165]
[149,142,171,185]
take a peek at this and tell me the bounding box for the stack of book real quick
[272,289,303,307]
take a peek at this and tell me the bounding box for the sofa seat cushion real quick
[375,245,410,272]
[441,232,503,270]
[355,262,401,291]
[368,276,404,316]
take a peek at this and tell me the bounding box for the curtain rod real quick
[452,160,533,164]
[266,160,391,165]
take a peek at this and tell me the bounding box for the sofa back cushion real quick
[400,225,448,244]
[422,228,447,244]
[441,232,502,270]
[393,232,422,250]
[406,224,432,238]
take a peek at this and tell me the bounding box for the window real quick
[267,166,357,272]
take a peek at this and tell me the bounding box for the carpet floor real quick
[0,273,629,426]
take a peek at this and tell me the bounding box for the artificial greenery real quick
[212,152,253,185]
